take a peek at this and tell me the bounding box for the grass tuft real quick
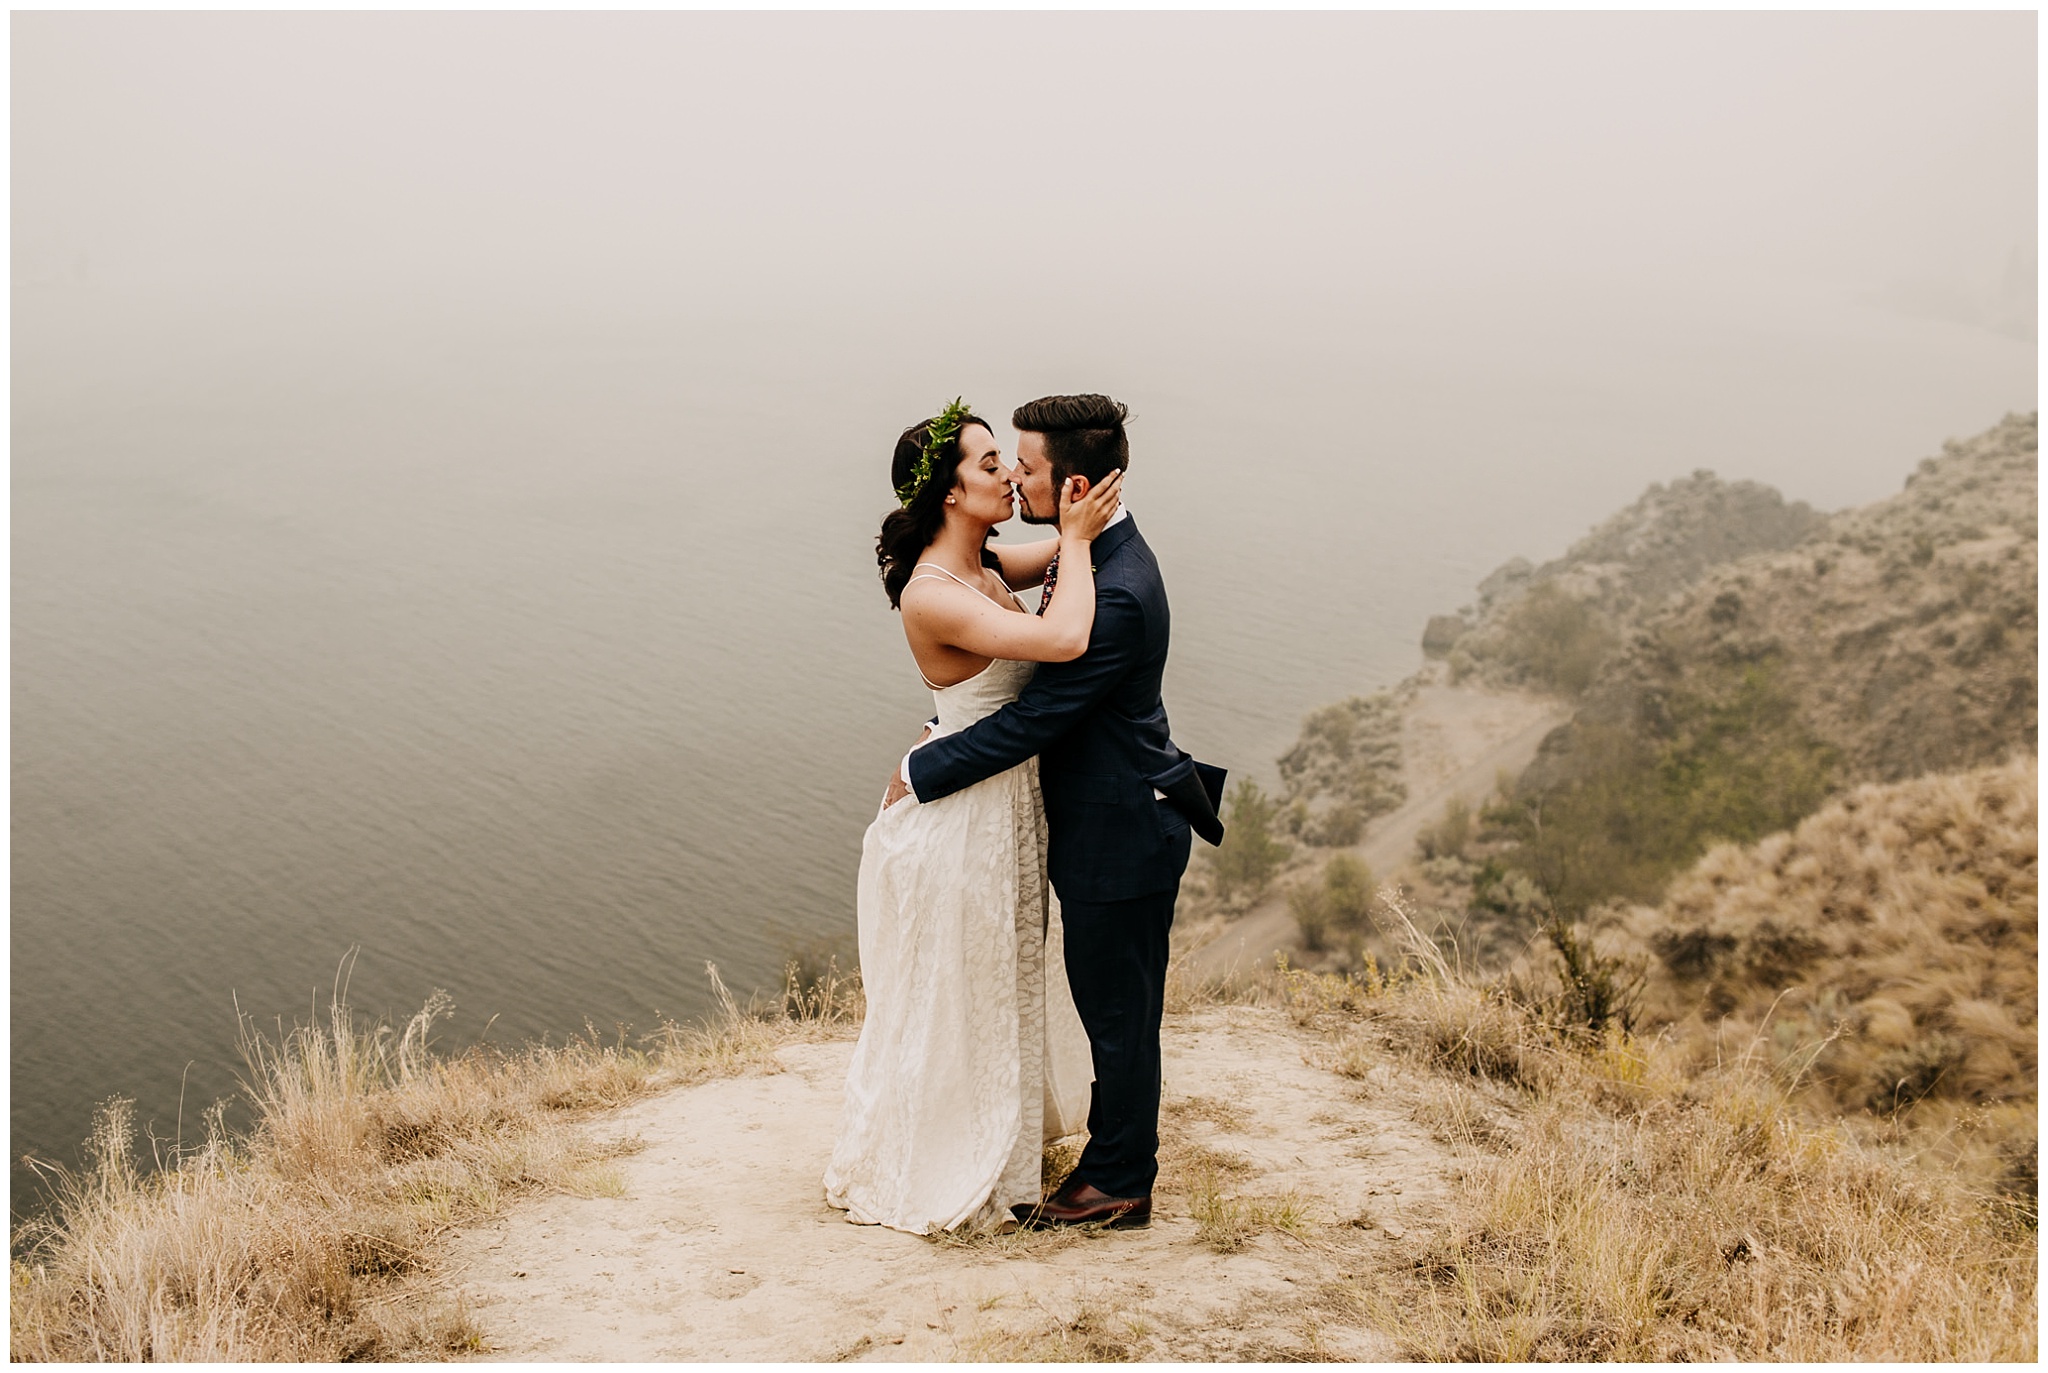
[1187,1164,1316,1254]
[9,955,858,1361]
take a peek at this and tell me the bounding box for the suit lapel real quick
[1090,516,1141,564]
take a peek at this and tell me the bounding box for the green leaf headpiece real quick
[897,397,974,508]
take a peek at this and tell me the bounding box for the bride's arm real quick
[989,534,1060,590]
[901,472,1120,665]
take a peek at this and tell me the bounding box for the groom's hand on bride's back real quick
[882,723,935,809]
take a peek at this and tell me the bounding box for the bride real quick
[823,400,1121,1234]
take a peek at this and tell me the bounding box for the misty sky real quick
[14,11,2037,344]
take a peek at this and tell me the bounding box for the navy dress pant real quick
[1057,887,1179,1199]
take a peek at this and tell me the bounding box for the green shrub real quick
[1209,780,1293,907]
[1276,693,1407,844]
[1288,883,1331,951]
[1289,853,1375,953]
[1526,913,1645,1036]
[1492,656,1837,914]
[1321,853,1375,930]
[1416,796,1472,861]
[1495,584,1617,696]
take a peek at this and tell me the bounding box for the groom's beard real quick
[1015,485,1059,527]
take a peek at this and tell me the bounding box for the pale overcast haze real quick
[15,13,2036,355]
[11,11,2035,1201]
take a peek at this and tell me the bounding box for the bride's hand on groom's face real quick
[1059,469,1123,540]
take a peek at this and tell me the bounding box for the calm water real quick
[12,280,2032,1209]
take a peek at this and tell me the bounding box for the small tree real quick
[1302,802,1365,848]
[1209,780,1292,908]
[1289,852,1375,954]
[1321,853,1375,934]
[1416,796,1472,861]
[1288,883,1330,950]
[1496,583,1617,696]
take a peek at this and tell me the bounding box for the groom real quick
[884,393,1224,1230]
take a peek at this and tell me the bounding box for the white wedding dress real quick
[824,580,1095,1235]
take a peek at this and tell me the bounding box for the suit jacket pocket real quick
[1154,795,1191,839]
[1145,752,1228,846]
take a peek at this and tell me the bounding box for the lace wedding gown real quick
[824,639,1095,1235]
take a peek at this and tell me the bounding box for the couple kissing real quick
[824,393,1225,1236]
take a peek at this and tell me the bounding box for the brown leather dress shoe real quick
[1015,1181,1151,1230]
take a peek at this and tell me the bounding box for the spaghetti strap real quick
[909,562,1024,610]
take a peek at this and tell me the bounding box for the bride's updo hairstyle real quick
[877,408,1001,609]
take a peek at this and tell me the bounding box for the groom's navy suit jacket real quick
[907,517,1203,904]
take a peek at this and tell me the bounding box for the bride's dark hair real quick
[876,410,1002,608]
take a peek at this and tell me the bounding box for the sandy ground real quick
[1184,679,1569,983]
[451,1008,1463,1361]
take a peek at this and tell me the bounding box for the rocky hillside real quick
[1271,470,1830,851]
[1531,411,2037,792]
[1273,686,1412,846]
[1371,413,2037,970]
[1245,413,2035,975]
[1427,470,1824,693]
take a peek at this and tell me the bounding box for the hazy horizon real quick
[17,13,2035,331]
[16,12,2034,515]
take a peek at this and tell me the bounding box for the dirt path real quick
[1185,681,1568,983]
[451,1008,1460,1361]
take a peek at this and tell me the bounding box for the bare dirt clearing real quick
[451,1008,1462,1360]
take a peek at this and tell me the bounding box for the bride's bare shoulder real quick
[898,571,963,608]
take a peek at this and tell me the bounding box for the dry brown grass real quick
[1281,881,2038,1362]
[1161,927,1283,1015]
[1356,1041,2036,1360]
[1616,756,2036,1115]
[1277,893,1567,1096]
[1185,1169,1316,1255]
[1589,753,2038,1233]
[9,957,861,1361]
[954,1294,1147,1362]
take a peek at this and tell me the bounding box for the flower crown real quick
[896,397,974,508]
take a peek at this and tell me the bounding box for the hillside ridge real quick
[1539,410,2038,789]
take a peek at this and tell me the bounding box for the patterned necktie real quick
[1037,552,1059,617]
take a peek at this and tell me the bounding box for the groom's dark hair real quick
[1013,394,1130,490]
